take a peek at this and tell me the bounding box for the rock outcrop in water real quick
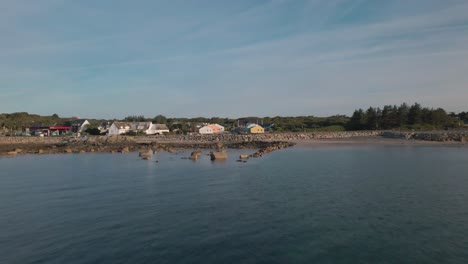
[251,141,295,158]
[210,151,228,160]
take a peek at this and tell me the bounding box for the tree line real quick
[348,103,464,130]
[1,103,467,135]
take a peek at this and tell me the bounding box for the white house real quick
[149,124,170,135]
[199,125,214,134]
[108,122,170,135]
[134,122,153,133]
[108,122,133,135]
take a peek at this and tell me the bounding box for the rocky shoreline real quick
[1,130,467,157]
[381,131,468,142]
[0,135,296,158]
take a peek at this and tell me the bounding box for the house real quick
[199,125,214,134]
[71,119,90,132]
[150,124,170,135]
[108,122,170,135]
[98,122,111,133]
[108,122,133,135]
[246,124,264,134]
[210,124,225,133]
[199,124,225,134]
[133,122,153,134]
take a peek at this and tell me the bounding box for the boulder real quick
[119,147,129,153]
[6,151,17,156]
[215,142,224,149]
[166,148,175,153]
[190,150,201,160]
[210,151,228,160]
[239,154,249,159]
[139,150,153,158]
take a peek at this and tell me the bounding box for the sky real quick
[1,0,468,119]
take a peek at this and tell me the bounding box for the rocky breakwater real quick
[251,141,296,158]
[382,131,468,143]
[0,136,140,155]
[137,131,382,145]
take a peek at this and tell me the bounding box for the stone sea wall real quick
[136,131,382,144]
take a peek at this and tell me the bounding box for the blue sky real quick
[1,0,468,119]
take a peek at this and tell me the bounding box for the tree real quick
[408,103,422,126]
[52,113,59,118]
[124,115,146,122]
[348,109,366,130]
[85,127,101,135]
[366,107,378,130]
[397,103,409,127]
[152,115,167,124]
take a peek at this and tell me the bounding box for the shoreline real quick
[1,132,467,157]
[291,136,468,148]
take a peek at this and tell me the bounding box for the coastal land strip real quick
[1,131,467,158]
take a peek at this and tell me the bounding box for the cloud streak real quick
[1,0,467,118]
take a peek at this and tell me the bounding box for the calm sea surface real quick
[1,146,468,264]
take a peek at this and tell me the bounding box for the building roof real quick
[71,119,89,126]
[154,124,169,130]
[132,122,152,130]
[112,122,133,129]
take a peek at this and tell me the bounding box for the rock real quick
[139,150,153,158]
[6,151,17,156]
[210,151,228,160]
[142,156,151,160]
[239,154,249,159]
[167,148,175,153]
[64,148,73,153]
[119,147,129,153]
[79,150,86,153]
[190,150,201,160]
[215,142,224,149]
[38,149,44,154]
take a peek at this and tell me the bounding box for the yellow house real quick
[248,124,264,134]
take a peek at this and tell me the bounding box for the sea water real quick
[1,146,468,263]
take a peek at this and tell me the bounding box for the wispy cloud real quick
[1,0,467,118]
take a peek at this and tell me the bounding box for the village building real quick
[108,122,132,135]
[151,124,170,135]
[98,122,111,133]
[27,125,71,136]
[199,125,214,134]
[108,122,170,135]
[210,124,225,133]
[71,119,90,133]
[246,124,265,134]
[199,124,225,134]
